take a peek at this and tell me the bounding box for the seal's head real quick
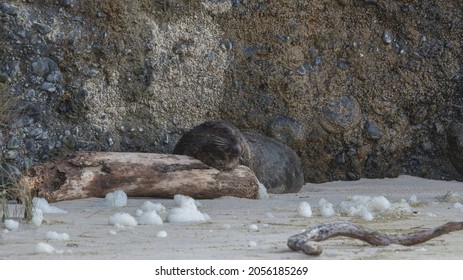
[173,120,250,171]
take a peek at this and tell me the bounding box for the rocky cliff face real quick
[1,0,462,183]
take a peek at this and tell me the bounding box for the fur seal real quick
[173,120,304,193]
[173,120,251,171]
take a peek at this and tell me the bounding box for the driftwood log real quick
[19,151,260,202]
[288,221,463,256]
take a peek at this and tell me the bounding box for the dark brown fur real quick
[173,120,304,193]
[173,120,250,171]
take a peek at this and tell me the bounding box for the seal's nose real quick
[230,145,241,157]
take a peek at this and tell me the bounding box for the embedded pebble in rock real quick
[383,31,393,44]
[0,3,18,15]
[34,22,52,34]
[29,128,44,138]
[87,70,98,77]
[338,59,349,69]
[59,0,74,7]
[364,120,383,140]
[296,66,306,75]
[6,137,20,149]
[320,96,361,134]
[0,72,9,83]
[46,71,63,83]
[3,150,19,160]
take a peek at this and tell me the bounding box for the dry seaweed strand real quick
[287,221,463,256]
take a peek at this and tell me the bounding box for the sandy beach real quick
[1,175,463,260]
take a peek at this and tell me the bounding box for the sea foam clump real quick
[46,231,70,241]
[454,202,463,212]
[437,191,463,203]
[109,212,137,226]
[105,190,128,208]
[35,243,56,254]
[33,197,67,214]
[156,231,168,238]
[31,208,43,227]
[297,201,312,217]
[339,195,413,221]
[4,219,19,231]
[318,198,335,217]
[140,201,166,213]
[137,210,163,225]
[258,181,269,199]
[166,195,211,223]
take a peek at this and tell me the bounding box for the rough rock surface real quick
[0,0,462,184]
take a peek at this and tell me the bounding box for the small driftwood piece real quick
[20,151,259,202]
[288,221,463,256]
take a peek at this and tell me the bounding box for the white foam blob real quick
[140,201,166,213]
[166,195,211,223]
[408,194,419,205]
[135,209,144,217]
[454,202,463,212]
[248,224,259,231]
[46,231,70,241]
[32,197,67,214]
[105,190,127,208]
[319,198,335,217]
[265,212,275,218]
[109,212,137,226]
[370,196,391,212]
[258,181,269,199]
[437,191,463,203]
[35,242,55,254]
[297,201,312,217]
[248,241,257,248]
[137,210,163,225]
[4,219,19,231]
[156,231,168,238]
[339,195,413,221]
[31,208,43,227]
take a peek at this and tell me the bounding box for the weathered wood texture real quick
[288,221,463,256]
[20,152,260,202]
